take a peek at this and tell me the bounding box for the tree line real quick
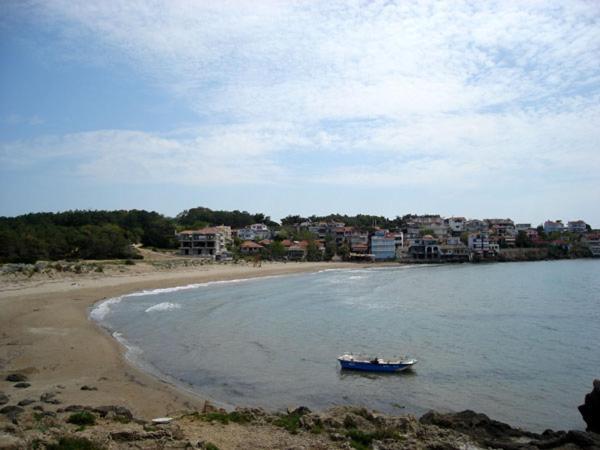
[0,207,277,263]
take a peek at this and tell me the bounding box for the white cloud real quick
[2,0,599,221]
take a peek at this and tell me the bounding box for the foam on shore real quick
[145,302,181,313]
[90,275,283,322]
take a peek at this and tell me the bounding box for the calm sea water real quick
[92,260,600,431]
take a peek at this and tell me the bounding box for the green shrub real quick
[273,412,302,434]
[67,411,96,426]
[205,443,220,450]
[195,410,254,425]
[124,259,136,265]
[346,428,399,450]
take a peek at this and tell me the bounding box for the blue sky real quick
[1,0,599,226]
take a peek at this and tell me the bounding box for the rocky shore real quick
[1,388,599,449]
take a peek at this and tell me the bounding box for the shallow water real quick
[93,260,600,431]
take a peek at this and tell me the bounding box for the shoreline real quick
[0,261,362,419]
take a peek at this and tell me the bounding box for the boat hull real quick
[338,360,414,373]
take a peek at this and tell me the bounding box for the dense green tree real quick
[515,230,533,248]
[269,241,287,260]
[305,241,322,262]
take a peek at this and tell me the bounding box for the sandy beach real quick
[0,260,357,419]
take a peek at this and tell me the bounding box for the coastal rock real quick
[40,392,61,404]
[110,428,170,441]
[202,401,217,414]
[4,374,27,383]
[0,393,8,406]
[62,405,93,413]
[13,383,30,389]
[578,379,600,433]
[287,406,311,416]
[420,410,538,441]
[0,406,24,424]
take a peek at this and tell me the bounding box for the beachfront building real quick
[370,230,396,261]
[408,235,440,260]
[239,240,264,255]
[582,233,600,257]
[287,242,307,260]
[567,220,588,234]
[544,220,564,234]
[177,227,225,259]
[440,241,470,262]
[350,231,369,254]
[468,233,496,257]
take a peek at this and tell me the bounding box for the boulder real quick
[80,385,97,391]
[4,374,27,383]
[17,399,35,407]
[202,401,217,414]
[13,383,30,389]
[40,392,61,404]
[0,406,24,424]
[420,410,539,444]
[287,406,311,416]
[110,429,170,442]
[578,379,600,433]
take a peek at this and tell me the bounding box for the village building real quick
[177,227,225,259]
[408,235,440,260]
[237,223,271,241]
[239,240,264,255]
[544,220,564,234]
[350,231,369,253]
[468,233,496,257]
[582,233,600,257]
[370,230,396,261]
[465,219,489,233]
[333,226,354,245]
[445,217,466,234]
[567,220,588,234]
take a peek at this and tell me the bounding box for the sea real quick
[91,259,600,431]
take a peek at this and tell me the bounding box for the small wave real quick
[145,302,181,313]
[90,277,270,321]
[112,331,143,360]
[90,296,124,321]
[348,275,364,280]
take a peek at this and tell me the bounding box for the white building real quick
[446,217,465,233]
[567,220,587,234]
[237,223,271,241]
[544,220,564,234]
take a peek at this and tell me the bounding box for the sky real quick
[1,0,599,226]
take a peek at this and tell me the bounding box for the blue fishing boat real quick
[337,353,417,373]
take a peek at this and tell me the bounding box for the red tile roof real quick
[240,241,264,249]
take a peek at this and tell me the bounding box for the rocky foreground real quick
[1,376,599,449]
[1,397,600,450]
